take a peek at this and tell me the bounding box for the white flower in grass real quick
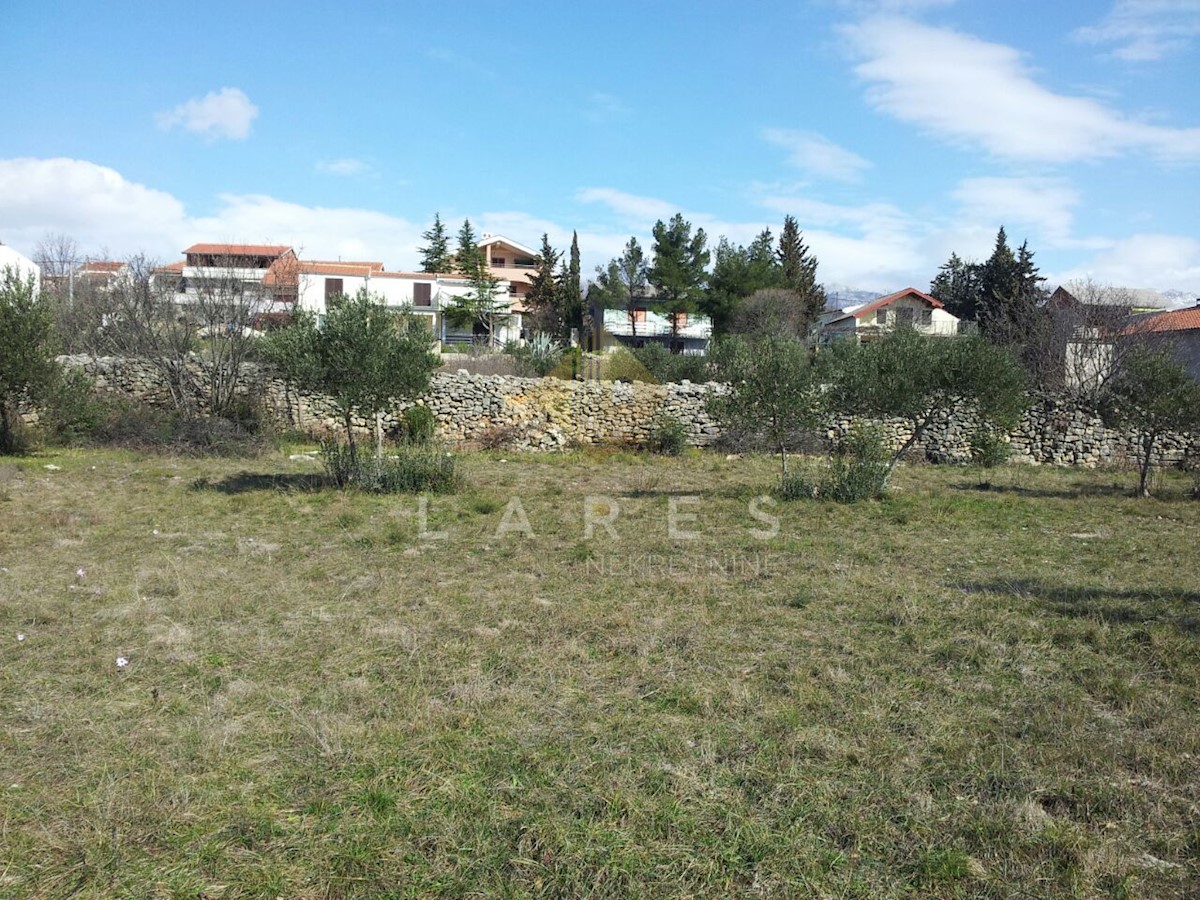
[116,656,129,668]
[75,567,86,579]
[17,633,25,642]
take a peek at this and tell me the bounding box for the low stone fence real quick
[57,355,1199,466]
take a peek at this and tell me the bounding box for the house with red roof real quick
[815,287,961,344]
[1125,304,1200,380]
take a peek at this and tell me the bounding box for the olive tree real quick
[263,288,438,468]
[829,329,1028,485]
[1099,344,1200,497]
[708,333,825,483]
[0,267,58,453]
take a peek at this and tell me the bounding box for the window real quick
[921,308,933,327]
[324,278,343,302]
[491,257,506,267]
[672,312,688,328]
[514,255,537,268]
[413,283,432,307]
[633,309,647,323]
[876,309,887,325]
[896,307,915,327]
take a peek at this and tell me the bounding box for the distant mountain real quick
[1155,289,1197,309]
[822,283,884,312]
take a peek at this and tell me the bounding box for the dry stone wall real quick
[58,355,1199,466]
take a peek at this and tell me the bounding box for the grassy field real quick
[1,447,1198,898]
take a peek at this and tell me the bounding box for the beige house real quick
[817,287,960,343]
[477,234,538,315]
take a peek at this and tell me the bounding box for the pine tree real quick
[524,233,563,337]
[775,215,826,335]
[418,213,452,274]
[649,214,710,345]
[446,219,505,346]
[930,252,981,321]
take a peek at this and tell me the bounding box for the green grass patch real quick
[0,448,1197,896]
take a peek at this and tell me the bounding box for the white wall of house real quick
[0,244,41,292]
[867,296,959,335]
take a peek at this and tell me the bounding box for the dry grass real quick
[0,449,1198,897]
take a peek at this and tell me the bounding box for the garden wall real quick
[57,355,1200,466]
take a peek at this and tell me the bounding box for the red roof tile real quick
[1125,306,1200,335]
[184,243,292,257]
[851,287,944,320]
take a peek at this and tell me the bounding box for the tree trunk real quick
[1138,433,1155,498]
[344,410,358,469]
[375,411,384,459]
[883,416,928,487]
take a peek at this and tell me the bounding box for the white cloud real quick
[762,129,872,182]
[950,176,1098,247]
[840,16,1200,163]
[1055,233,1200,294]
[1073,0,1200,61]
[316,158,372,177]
[0,157,422,266]
[575,188,679,227]
[156,87,259,141]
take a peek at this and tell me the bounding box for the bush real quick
[779,426,889,503]
[824,426,890,502]
[321,440,459,493]
[630,343,710,383]
[971,425,1011,485]
[38,368,104,447]
[401,405,436,444]
[645,414,688,456]
[76,394,274,456]
[505,334,564,377]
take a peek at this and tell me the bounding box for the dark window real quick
[324,278,343,302]
[921,308,933,326]
[896,307,915,327]
[876,309,887,325]
[514,255,537,268]
[491,257,506,267]
[414,283,432,307]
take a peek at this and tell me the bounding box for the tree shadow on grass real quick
[190,472,331,494]
[958,578,1200,634]
[949,479,1133,500]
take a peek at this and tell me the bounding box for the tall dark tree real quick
[524,233,563,337]
[702,230,780,336]
[554,231,583,342]
[445,218,505,345]
[979,228,1050,377]
[649,213,709,344]
[775,215,826,336]
[929,252,981,322]
[591,237,648,338]
[0,267,57,453]
[418,213,453,274]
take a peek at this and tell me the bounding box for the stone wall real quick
[57,355,1199,466]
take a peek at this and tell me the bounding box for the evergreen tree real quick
[446,219,506,346]
[977,226,1019,332]
[418,213,452,274]
[929,252,981,322]
[565,231,583,339]
[702,231,780,336]
[775,215,826,335]
[0,267,57,453]
[524,233,563,337]
[649,213,710,344]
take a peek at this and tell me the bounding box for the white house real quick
[293,261,520,345]
[0,242,41,293]
[817,287,960,343]
[601,302,713,355]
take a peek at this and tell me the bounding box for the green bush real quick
[824,425,890,502]
[971,425,1011,481]
[505,334,564,377]
[321,440,459,494]
[779,426,889,503]
[39,368,104,447]
[401,405,436,444]
[631,343,710,383]
[645,414,688,456]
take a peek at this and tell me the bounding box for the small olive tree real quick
[708,333,825,483]
[263,289,438,469]
[1099,345,1200,497]
[0,267,58,453]
[828,329,1028,485]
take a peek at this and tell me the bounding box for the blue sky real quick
[2,0,1198,296]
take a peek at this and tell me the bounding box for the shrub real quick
[38,368,104,447]
[971,424,1011,487]
[506,334,564,377]
[630,343,710,383]
[320,440,459,494]
[824,425,890,502]
[401,405,436,445]
[779,471,819,501]
[645,414,688,455]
